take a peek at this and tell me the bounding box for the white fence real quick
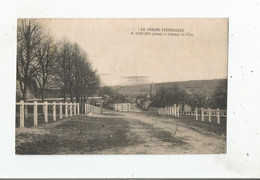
[158,104,180,117]
[193,108,227,124]
[158,105,227,124]
[113,103,131,112]
[85,103,101,114]
[16,100,102,128]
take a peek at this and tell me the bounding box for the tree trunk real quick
[76,95,79,103]
[23,81,28,119]
[63,89,67,103]
[80,97,84,113]
[70,91,73,103]
[41,87,45,115]
[41,87,45,102]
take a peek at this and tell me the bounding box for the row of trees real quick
[151,84,227,110]
[151,84,190,108]
[17,19,100,104]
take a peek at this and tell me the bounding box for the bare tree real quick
[35,36,57,102]
[54,40,75,102]
[54,40,100,107]
[17,19,101,117]
[17,19,45,102]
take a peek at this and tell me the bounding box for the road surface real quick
[16,110,226,154]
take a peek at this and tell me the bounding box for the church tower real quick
[149,82,156,97]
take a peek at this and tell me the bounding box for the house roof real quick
[113,95,130,104]
[103,94,112,99]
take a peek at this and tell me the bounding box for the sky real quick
[41,18,228,86]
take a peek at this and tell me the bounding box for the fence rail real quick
[16,100,102,128]
[158,105,227,124]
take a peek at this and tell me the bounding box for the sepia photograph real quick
[15,18,228,155]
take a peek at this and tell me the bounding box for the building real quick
[113,95,131,112]
[142,99,153,110]
[179,104,192,113]
[86,96,102,106]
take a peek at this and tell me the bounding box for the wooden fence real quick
[16,100,101,128]
[158,104,180,117]
[158,105,227,124]
[193,108,227,124]
[85,103,101,114]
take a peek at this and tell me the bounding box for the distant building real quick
[16,78,40,100]
[102,94,112,100]
[142,99,153,110]
[179,104,192,113]
[87,96,102,106]
[113,95,131,112]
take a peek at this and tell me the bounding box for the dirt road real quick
[115,111,225,154]
[16,110,226,154]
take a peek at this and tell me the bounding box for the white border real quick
[0,0,260,178]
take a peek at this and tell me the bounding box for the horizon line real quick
[101,78,228,87]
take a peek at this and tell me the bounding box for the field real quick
[16,110,226,154]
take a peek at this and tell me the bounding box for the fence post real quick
[33,101,38,126]
[70,102,72,117]
[77,103,80,115]
[177,106,180,117]
[195,108,198,120]
[173,104,176,116]
[74,103,77,116]
[217,108,220,124]
[60,102,62,119]
[208,108,211,123]
[53,102,56,121]
[19,100,24,128]
[201,108,204,122]
[44,101,48,123]
[24,103,28,119]
[65,102,68,117]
